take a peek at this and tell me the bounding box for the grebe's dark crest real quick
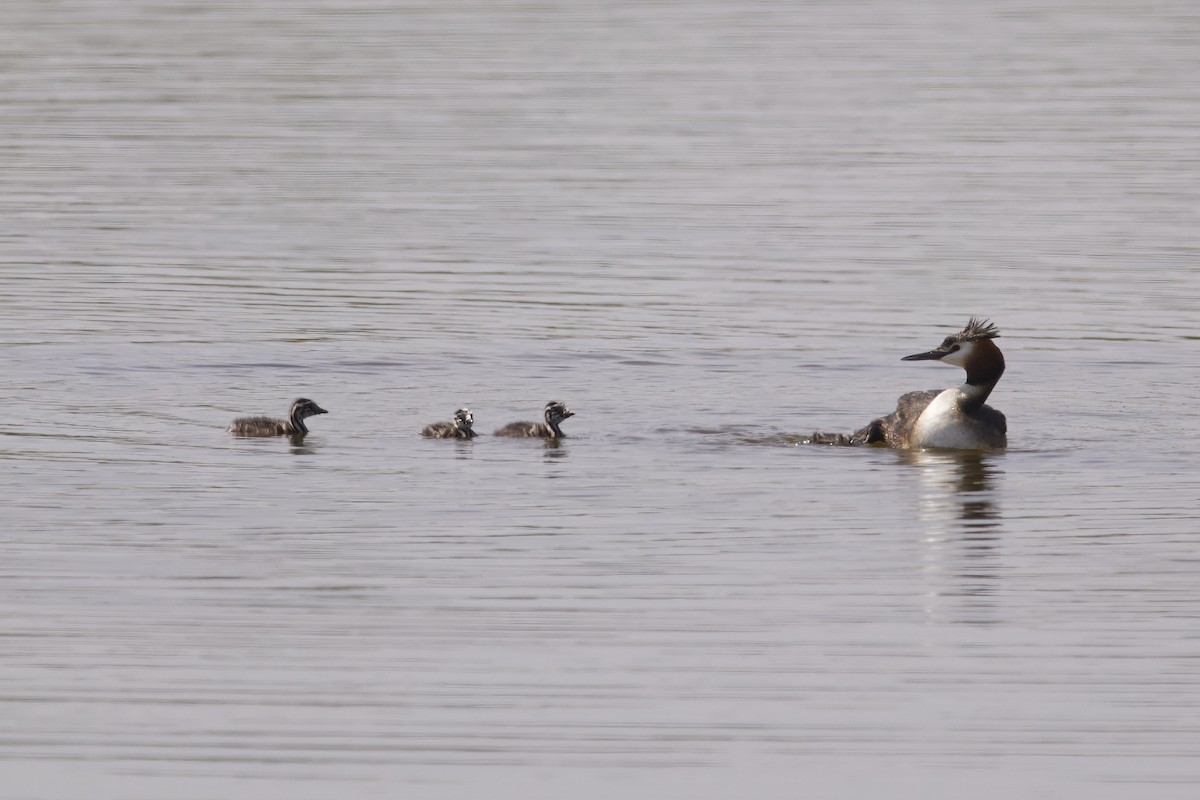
[494,401,574,439]
[422,408,476,439]
[230,398,328,438]
[809,318,1007,450]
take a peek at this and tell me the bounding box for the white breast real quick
[909,388,979,449]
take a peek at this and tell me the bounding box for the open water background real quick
[2,1,1199,797]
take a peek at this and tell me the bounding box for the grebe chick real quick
[494,401,574,439]
[422,408,476,439]
[850,318,1007,450]
[230,398,328,438]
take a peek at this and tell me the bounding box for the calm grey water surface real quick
[3,1,1199,797]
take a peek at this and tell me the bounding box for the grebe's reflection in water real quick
[898,449,1005,626]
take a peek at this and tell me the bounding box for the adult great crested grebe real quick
[850,318,1007,450]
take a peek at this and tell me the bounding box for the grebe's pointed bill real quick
[901,347,948,362]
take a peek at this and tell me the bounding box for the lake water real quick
[2,1,1199,797]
